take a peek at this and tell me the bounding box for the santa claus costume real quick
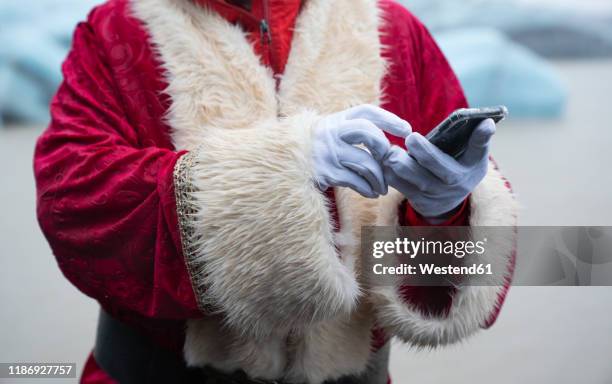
[34,0,518,383]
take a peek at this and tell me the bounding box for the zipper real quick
[259,0,275,73]
[259,18,272,46]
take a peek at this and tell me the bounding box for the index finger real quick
[338,119,390,161]
[345,104,412,138]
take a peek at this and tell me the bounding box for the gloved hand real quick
[312,105,412,198]
[383,119,496,218]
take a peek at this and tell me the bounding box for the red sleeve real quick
[412,21,468,137]
[34,20,201,319]
[380,2,471,318]
[381,5,515,326]
[386,5,470,227]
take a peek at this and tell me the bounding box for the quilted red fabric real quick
[33,0,508,382]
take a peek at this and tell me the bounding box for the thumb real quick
[461,119,495,165]
[469,119,496,148]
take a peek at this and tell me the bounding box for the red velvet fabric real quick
[32,1,511,382]
[81,354,115,384]
[193,0,302,75]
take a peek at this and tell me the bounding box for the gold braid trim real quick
[173,148,209,313]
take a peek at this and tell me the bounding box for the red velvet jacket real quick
[34,0,511,382]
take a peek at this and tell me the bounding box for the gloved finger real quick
[345,104,412,139]
[383,146,438,192]
[460,119,496,166]
[338,119,390,161]
[334,168,379,198]
[339,145,387,195]
[406,132,463,185]
[384,167,420,198]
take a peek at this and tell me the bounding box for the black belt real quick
[94,308,389,384]
[94,308,286,384]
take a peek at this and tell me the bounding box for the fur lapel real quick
[278,0,384,115]
[132,0,278,150]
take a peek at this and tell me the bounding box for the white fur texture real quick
[370,162,519,347]
[132,0,278,150]
[284,303,375,384]
[278,0,385,115]
[184,315,288,380]
[185,113,360,338]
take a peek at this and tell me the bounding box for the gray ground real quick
[1,60,611,383]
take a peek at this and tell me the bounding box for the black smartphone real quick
[426,105,508,158]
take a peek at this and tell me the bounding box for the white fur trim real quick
[184,315,288,380]
[370,162,519,347]
[131,0,278,150]
[183,113,360,338]
[284,303,375,384]
[278,0,384,115]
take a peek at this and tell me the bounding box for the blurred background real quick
[1,0,611,383]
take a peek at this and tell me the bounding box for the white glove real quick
[312,105,412,198]
[384,119,496,217]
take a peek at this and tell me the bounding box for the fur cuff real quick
[370,162,519,347]
[174,111,360,338]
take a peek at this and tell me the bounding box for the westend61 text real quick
[373,263,493,276]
